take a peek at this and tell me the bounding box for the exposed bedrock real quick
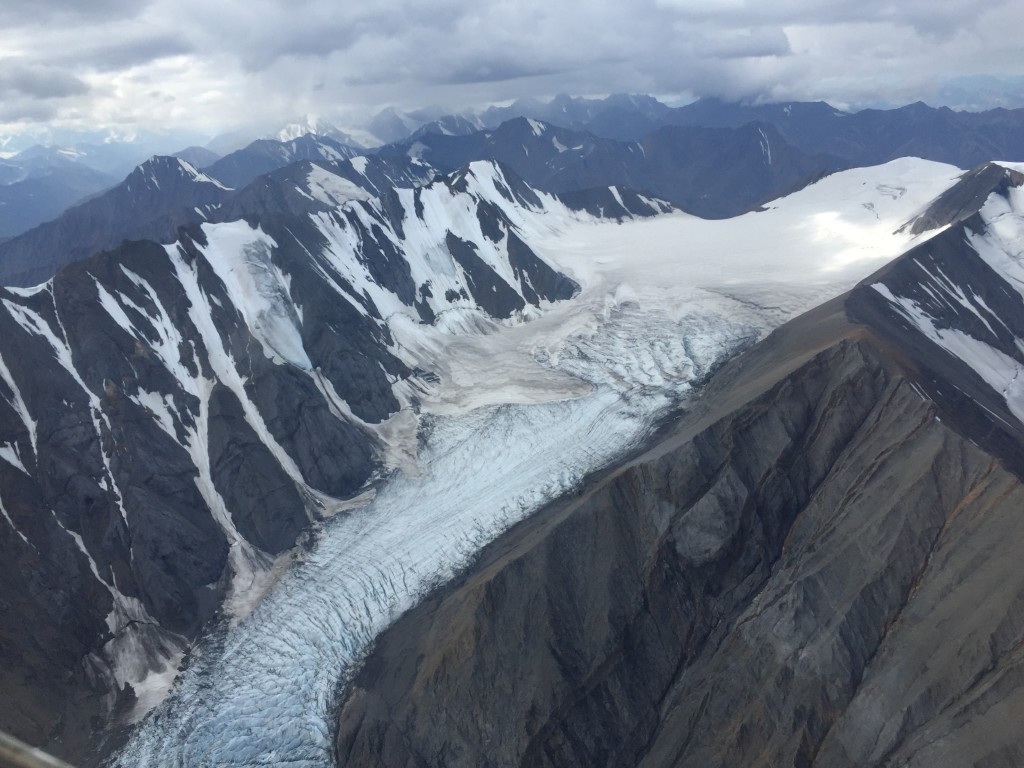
[336,306,1024,767]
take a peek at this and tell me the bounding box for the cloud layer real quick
[1,0,1022,138]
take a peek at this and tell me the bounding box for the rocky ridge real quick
[0,161,623,761]
[333,166,1024,767]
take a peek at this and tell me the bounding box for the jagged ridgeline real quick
[0,160,678,758]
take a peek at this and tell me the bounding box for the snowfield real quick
[113,158,962,766]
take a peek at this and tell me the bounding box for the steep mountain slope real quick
[0,162,674,762]
[333,164,1024,767]
[99,159,961,767]
[383,118,844,218]
[0,157,233,287]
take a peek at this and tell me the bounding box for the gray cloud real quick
[693,27,792,59]
[74,36,195,72]
[438,60,564,86]
[0,0,1021,138]
[0,62,90,100]
[0,0,147,26]
[0,99,62,124]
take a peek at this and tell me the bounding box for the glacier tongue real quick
[112,157,963,766]
[114,300,754,767]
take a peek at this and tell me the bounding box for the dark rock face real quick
[207,382,308,555]
[445,232,526,319]
[0,161,586,761]
[244,363,374,498]
[335,213,1024,767]
[506,232,578,305]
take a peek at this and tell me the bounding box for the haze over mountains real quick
[4,94,1024,283]
[3,94,1024,768]
[4,93,1024,249]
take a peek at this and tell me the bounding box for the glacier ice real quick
[111,157,964,766]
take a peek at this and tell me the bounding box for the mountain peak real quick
[268,115,361,147]
[901,161,1024,234]
[130,155,231,191]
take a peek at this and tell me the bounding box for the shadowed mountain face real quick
[204,134,363,190]
[664,98,1024,169]
[383,95,1024,171]
[334,167,1024,767]
[0,162,607,761]
[0,157,233,287]
[382,118,845,218]
[0,160,116,240]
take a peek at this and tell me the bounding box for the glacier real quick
[111,158,963,766]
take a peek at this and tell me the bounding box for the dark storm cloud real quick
[654,0,980,35]
[237,26,363,72]
[0,0,1021,135]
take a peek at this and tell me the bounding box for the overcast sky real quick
[2,0,1023,140]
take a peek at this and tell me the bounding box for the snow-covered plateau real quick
[111,158,963,766]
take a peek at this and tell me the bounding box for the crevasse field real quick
[113,159,961,766]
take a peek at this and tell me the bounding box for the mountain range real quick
[4,94,1024,246]
[2,97,1024,767]
[371,93,1024,167]
[0,116,835,286]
